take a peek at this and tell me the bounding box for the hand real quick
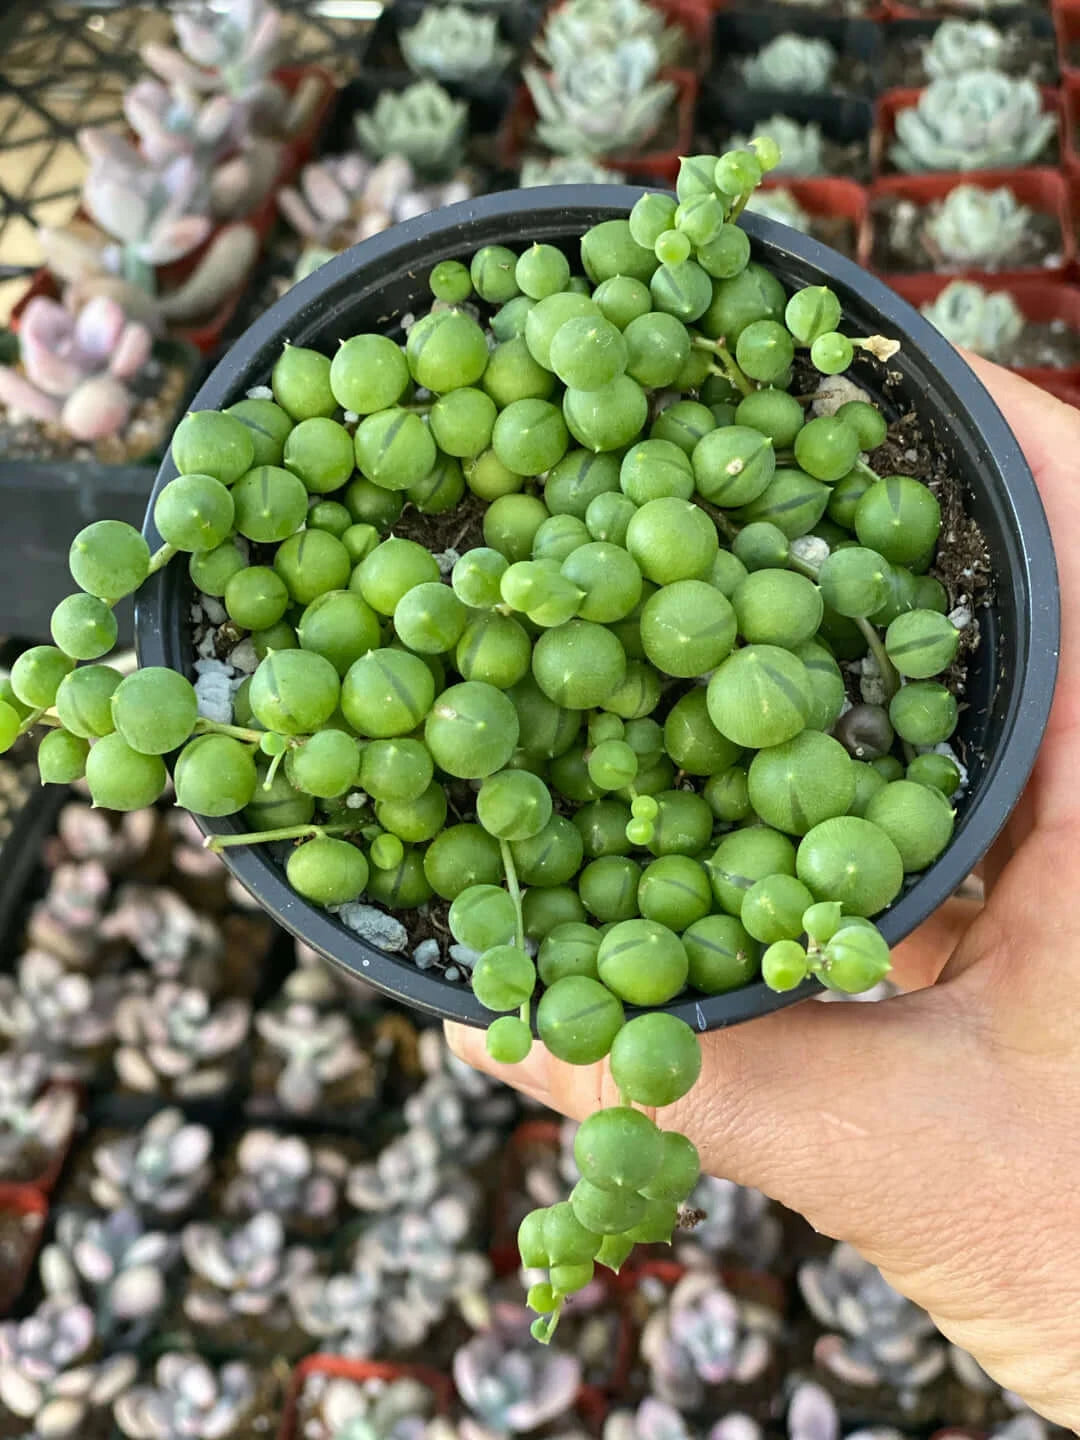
[447,358,1080,1429]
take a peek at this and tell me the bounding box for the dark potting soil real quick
[1,1138,53,1185]
[808,214,857,259]
[870,193,1063,274]
[0,355,187,464]
[1001,319,1080,370]
[0,1207,43,1314]
[881,22,1058,87]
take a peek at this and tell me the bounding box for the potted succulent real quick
[708,12,882,99]
[281,1358,454,1440]
[113,1353,282,1440]
[699,100,874,182]
[875,74,1060,175]
[65,1107,214,1226]
[881,14,1059,89]
[0,1186,47,1319]
[743,182,868,262]
[0,142,1058,1345]
[0,1052,80,1190]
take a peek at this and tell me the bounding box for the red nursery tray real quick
[280,1358,455,1440]
[873,86,1063,179]
[1038,376,1080,407]
[760,177,871,268]
[868,167,1074,283]
[490,1117,562,1275]
[497,69,698,183]
[0,1185,48,1319]
[1056,3,1080,83]
[1061,74,1080,179]
[887,273,1080,391]
[16,1082,81,1194]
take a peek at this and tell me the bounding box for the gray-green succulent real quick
[921,280,1025,360]
[744,187,814,234]
[520,155,627,187]
[924,19,1006,78]
[400,4,513,83]
[741,34,838,94]
[730,116,825,177]
[923,183,1031,267]
[890,70,1056,172]
[354,80,468,180]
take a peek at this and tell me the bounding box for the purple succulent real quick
[307,1374,438,1440]
[145,0,283,101]
[114,1354,257,1440]
[28,858,112,963]
[114,980,250,1099]
[77,136,212,274]
[53,803,158,870]
[90,1107,214,1217]
[222,1129,347,1225]
[0,1298,137,1435]
[0,295,152,442]
[453,1332,582,1436]
[0,1050,78,1176]
[100,885,225,987]
[0,949,123,1078]
[40,1209,179,1346]
[181,1211,319,1326]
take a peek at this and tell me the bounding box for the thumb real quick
[446,980,977,1270]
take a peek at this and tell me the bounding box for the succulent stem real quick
[854,617,902,701]
[204,821,356,851]
[147,542,178,577]
[193,717,266,744]
[691,336,753,397]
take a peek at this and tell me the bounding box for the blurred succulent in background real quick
[291,1268,384,1356]
[101,885,226,989]
[181,1211,319,1327]
[676,1177,783,1271]
[784,1379,908,1440]
[90,1107,213,1217]
[640,1271,782,1409]
[454,1331,581,1439]
[741,34,837,93]
[39,1209,179,1348]
[53,803,159,871]
[223,1129,347,1228]
[922,183,1030,267]
[355,81,468,181]
[525,13,676,159]
[798,1242,947,1397]
[0,1299,136,1437]
[301,1373,439,1440]
[921,280,1025,360]
[348,1126,445,1211]
[520,155,626,186]
[890,71,1056,172]
[114,979,250,1099]
[114,1354,257,1440]
[278,153,473,286]
[743,187,813,234]
[28,860,112,964]
[0,1050,78,1181]
[400,4,513,82]
[729,116,825,177]
[417,1027,518,1142]
[0,949,123,1078]
[143,0,283,100]
[604,1398,762,1440]
[541,0,684,70]
[924,19,1006,76]
[0,295,153,443]
[254,964,377,1114]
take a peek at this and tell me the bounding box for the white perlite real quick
[811,375,872,417]
[193,659,238,724]
[332,903,409,951]
[228,638,258,675]
[201,596,228,626]
[246,385,274,400]
[434,548,461,576]
[449,944,480,970]
[948,603,973,631]
[790,535,829,571]
[412,939,441,970]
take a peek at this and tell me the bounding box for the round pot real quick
[136,185,1059,1028]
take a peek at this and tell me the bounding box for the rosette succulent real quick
[90,1107,214,1217]
[254,966,376,1114]
[39,1209,179,1347]
[400,4,513,83]
[520,156,627,187]
[28,858,111,963]
[604,1399,757,1440]
[181,1211,319,1327]
[355,81,468,180]
[0,1050,78,1181]
[890,71,1056,172]
[301,1374,439,1440]
[639,1271,782,1409]
[676,1176,783,1269]
[0,295,154,443]
[0,949,123,1078]
[453,1331,582,1435]
[798,1241,948,1393]
[291,1268,383,1356]
[114,1354,258,1440]
[924,19,1006,78]
[730,116,825,176]
[741,34,837,93]
[100,884,226,985]
[922,184,1031,268]
[0,1299,136,1439]
[920,280,1025,360]
[222,1128,348,1227]
[113,979,251,1098]
[743,188,813,234]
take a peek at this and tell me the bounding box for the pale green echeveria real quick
[520,155,627,187]
[524,38,675,157]
[924,19,1006,79]
[400,4,513,83]
[730,115,825,177]
[923,183,1030,267]
[921,279,1024,360]
[890,71,1056,172]
[354,80,468,180]
[538,0,683,73]
[741,33,838,94]
[743,186,813,233]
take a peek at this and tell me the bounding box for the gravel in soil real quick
[882,21,1058,87]
[0,355,188,464]
[0,1206,44,1314]
[870,193,1063,274]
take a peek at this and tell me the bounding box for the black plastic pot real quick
[137,186,1058,1028]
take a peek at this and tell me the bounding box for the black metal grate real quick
[0,0,379,319]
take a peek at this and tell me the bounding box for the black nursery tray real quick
[697,88,875,184]
[710,9,883,98]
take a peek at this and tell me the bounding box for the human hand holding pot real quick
[449,358,1080,1431]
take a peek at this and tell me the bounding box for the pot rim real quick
[136,183,1059,1028]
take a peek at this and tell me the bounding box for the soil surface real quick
[870,193,1063,274]
[1,1137,53,1184]
[882,21,1058,87]
[717,57,875,97]
[808,214,857,258]
[1001,320,1080,370]
[0,355,188,464]
[0,1206,43,1315]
